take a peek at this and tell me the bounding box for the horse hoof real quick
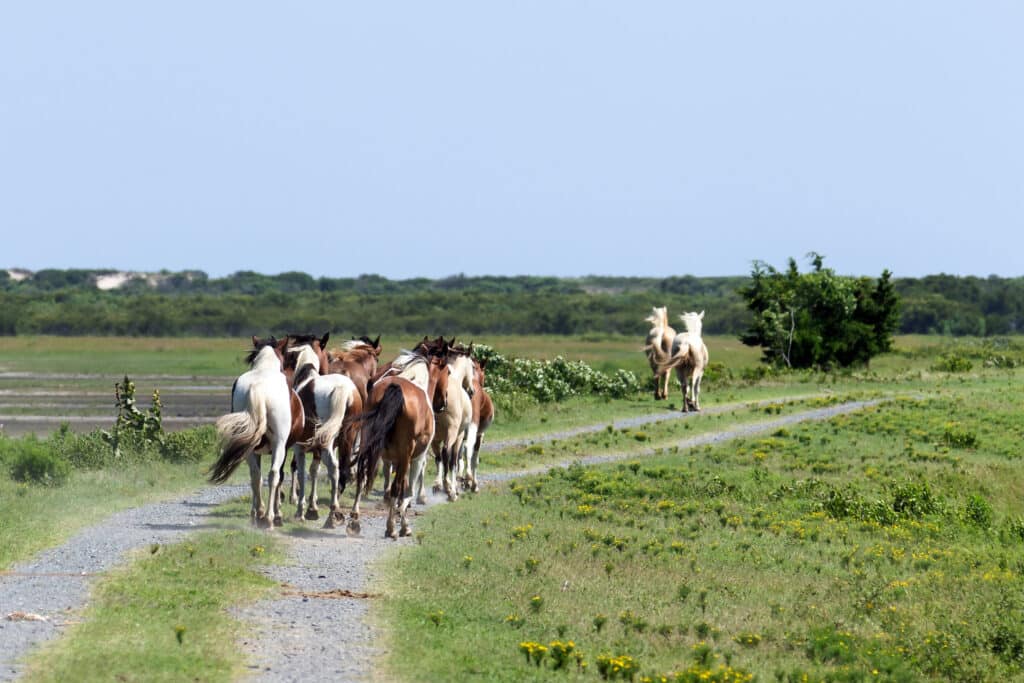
[257,516,273,529]
[416,495,427,505]
[273,515,283,527]
[447,493,458,503]
[431,484,442,494]
[471,483,480,493]
[399,526,411,537]
[347,520,361,535]
[304,509,320,521]
[322,518,337,530]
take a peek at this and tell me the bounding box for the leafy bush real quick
[472,345,642,403]
[5,436,71,486]
[931,354,973,373]
[962,495,993,528]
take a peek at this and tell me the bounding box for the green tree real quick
[739,256,900,369]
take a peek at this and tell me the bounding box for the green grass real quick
[376,370,1024,682]
[0,460,208,569]
[22,523,281,683]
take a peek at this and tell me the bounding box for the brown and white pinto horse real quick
[348,347,450,538]
[285,334,362,528]
[280,333,330,513]
[209,336,304,528]
[458,356,494,493]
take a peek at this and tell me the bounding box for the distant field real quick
[0,334,949,377]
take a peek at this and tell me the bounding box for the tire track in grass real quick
[0,398,878,682]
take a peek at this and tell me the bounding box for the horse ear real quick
[252,335,260,347]
[479,358,487,370]
[699,311,705,319]
[467,342,474,355]
[373,335,381,350]
[320,332,330,348]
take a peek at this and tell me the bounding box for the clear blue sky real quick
[2,3,1021,279]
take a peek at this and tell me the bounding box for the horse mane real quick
[286,333,325,347]
[391,349,429,372]
[245,337,278,365]
[678,311,704,337]
[334,339,368,352]
[289,345,321,387]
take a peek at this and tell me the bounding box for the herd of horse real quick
[643,307,709,411]
[208,306,704,537]
[209,334,493,538]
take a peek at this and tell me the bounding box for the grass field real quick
[377,372,1024,681]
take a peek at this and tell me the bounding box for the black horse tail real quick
[353,383,405,484]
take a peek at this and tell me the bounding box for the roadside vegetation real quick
[22,515,281,683]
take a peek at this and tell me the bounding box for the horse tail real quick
[654,336,692,373]
[209,384,268,484]
[311,382,356,451]
[354,383,405,479]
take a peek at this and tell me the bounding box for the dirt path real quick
[0,399,876,682]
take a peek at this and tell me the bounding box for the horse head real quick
[428,353,450,413]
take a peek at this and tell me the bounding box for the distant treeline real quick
[0,269,1020,337]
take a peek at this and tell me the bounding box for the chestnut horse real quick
[326,336,382,405]
[458,356,494,493]
[209,336,304,528]
[286,337,362,528]
[348,347,450,538]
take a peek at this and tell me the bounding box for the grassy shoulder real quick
[22,522,281,683]
[0,459,209,569]
[375,371,1024,682]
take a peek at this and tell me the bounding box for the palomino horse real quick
[429,344,476,502]
[348,347,450,538]
[644,306,677,400]
[661,311,709,412]
[209,336,304,528]
[457,355,494,493]
[286,336,362,528]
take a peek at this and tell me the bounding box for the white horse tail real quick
[312,382,357,451]
[209,385,269,484]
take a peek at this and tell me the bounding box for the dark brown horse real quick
[348,347,450,538]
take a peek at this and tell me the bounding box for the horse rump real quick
[353,382,405,483]
[209,387,268,484]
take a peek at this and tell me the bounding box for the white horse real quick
[429,350,476,502]
[458,356,494,493]
[664,311,709,412]
[643,306,677,400]
[289,343,361,528]
[209,337,299,528]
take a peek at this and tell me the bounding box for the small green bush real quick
[963,495,993,528]
[931,354,973,373]
[7,436,71,486]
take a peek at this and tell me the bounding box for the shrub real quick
[963,495,994,528]
[931,354,973,373]
[7,436,70,486]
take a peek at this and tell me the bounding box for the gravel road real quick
[0,399,876,682]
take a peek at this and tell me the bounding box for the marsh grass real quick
[22,522,281,683]
[377,372,1024,681]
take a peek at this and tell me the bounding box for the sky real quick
[1,3,1022,280]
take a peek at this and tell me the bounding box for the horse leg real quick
[347,461,365,536]
[381,461,392,506]
[291,448,306,520]
[264,441,287,528]
[676,366,690,413]
[692,370,703,411]
[246,452,263,524]
[386,459,410,539]
[401,450,427,537]
[463,423,478,492]
[412,447,429,505]
[321,447,342,529]
[305,453,321,520]
[289,453,299,505]
[430,442,444,495]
